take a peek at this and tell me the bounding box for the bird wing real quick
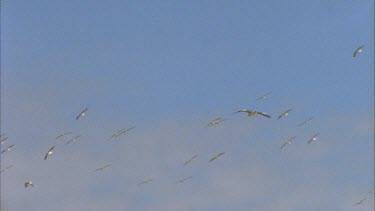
[256,111,271,118]
[184,155,198,166]
[209,152,225,162]
[353,45,364,57]
[44,146,55,160]
[76,108,88,120]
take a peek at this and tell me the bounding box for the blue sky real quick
[1,1,374,210]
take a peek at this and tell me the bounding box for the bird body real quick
[76,108,88,120]
[65,135,81,145]
[25,181,34,188]
[94,164,111,172]
[298,116,314,127]
[205,118,225,127]
[280,136,296,149]
[209,152,225,162]
[234,109,271,118]
[307,133,319,144]
[56,132,72,140]
[177,176,192,183]
[256,92,272,101]
[1,144,15,154]
[184,154,198,166]
[44,146,56,160]
[277,109,293,120]
[353,45,364,57]
[0,165,14,174]
[138,179,153,186]
[108,127,135,140]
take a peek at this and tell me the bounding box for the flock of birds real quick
[0,44,372,208]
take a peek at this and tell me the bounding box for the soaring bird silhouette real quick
[0,165,14,174]
[76,108,88,120]
[1,144,15,154]
[56,132,72,140]
[205,118,226,128]
[0,137,9,145]
[353,45,364,57]
[297,116,314,127]
[25,181,34,188]
[234,109,271,118]
[184,154,198,166]
[44,146,56,160]
[107,127,135,141]
[255,92,272,101]
[277,109,293,120]
[209,152,225,162]
[280,136,296,149]
[137,179,153,186]
[177,176,193,184]
[94,164,111,172]
[307,133,319,144]
[65,135,81,146]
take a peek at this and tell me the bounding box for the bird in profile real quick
[177,176,193,184]
[44,146,56,160]
[353,45,364,57]
[107,127,135,140]
[76,108,88,120]
[209,152,225,162]
[256,92,272,101]
[205,118,226,128]
[353,189,374,206]
[94,164,111,172]
[1,144,15,154]
[277,109,293,120]
[280,136,296,149]
[25,181,34,188]
[0,165,14,174]
[184,154,198,166]
[234,109,271,118]
[56,132,72,140]
[65,135,81,146]
[307,133,319,144]
[137,179,153,186]
[0,136,8,144]
[297,116,314,127]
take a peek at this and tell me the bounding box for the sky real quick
[0,0,374,210]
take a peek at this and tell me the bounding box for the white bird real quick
[76,108,88,120]
[94,164,111,172]
[184,154,198,166]
[25,181,34,188]
[209,152,225,162]
[277,109,293,120]
[234,109,271,118]
[353,45,364,57]
[280,136,296,149]
[137,179,153,186]
[1,144,15,154]
[256,92,272,101]
[0,136,8,144]
[205,118,226,128]
[44,146,56,160]
[307,133,319,144]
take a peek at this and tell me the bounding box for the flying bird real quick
[280,136,296,149]
[256,92,272,101]
[65,135,81,146]
[137,179,153,186]
[44,146,56,160]
[0,165,14,174]
[107,127,135,140]
[353,45,364,57]
[1,144,15,154]
[277,109,293,120]
[205,118,226,128]
[94,164,111,172]
[177,176,193,184]
[353,197,367,206]
[76,108,88,120]
[209,152,225,162]
[234,109,271,118]
[307,133,319,144]
[56,132,72,140]
[297,116,314,127]
[0,136,8,144]
[184,154,198,166]
[25,181,34,188]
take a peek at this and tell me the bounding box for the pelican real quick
[205,118,226,128]
[307,133,319,144]
[76,108,88,120]
[297,116,314,127]
[0,136,8,144]
[353,45,364,57]
[184,154,198,166]
[56,132,72,140]
[280,136,296,149]
[234,109,271,118]
[25,181,34,188]
[277,109,293,120]
[44,146,56,160]
[107,127,135,140]
[256,92,272,101]
[177,176,193,184]
[0,165,14,174]
[1,144,15,154]
[209,152,225,162]
[65,135,81,146]
[137,179,153,186]
[94,164,111,172]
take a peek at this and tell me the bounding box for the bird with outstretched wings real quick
[76,108,88,120]
[209,152,225,162]
[44,146,56,160]
[234,109,271,118]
